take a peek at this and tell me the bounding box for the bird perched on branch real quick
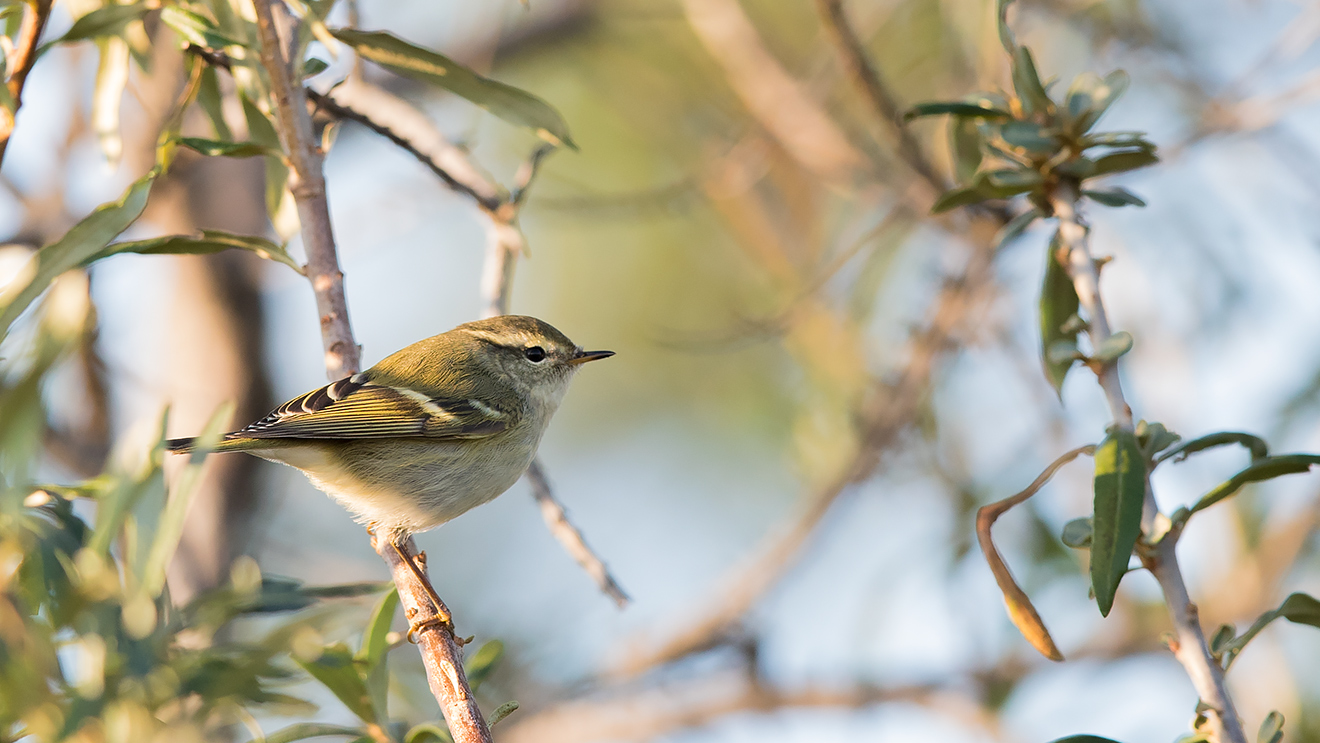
[167,314,613,633]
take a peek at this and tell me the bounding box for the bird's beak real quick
[569,349,615,365]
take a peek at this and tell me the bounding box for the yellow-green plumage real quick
[167,315,611,539]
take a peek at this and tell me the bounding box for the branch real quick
[253,0,358,380]
[252,5,490,740]
[0,0,54,166]
[1048,180,1246,743]
[375,536,492,743]
[813,0,946,194]
[525,461,630,608]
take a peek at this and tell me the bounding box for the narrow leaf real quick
[96,230,304,275]
[489,701,519,726]
[1083,187,1146,208]
[1093,330,1134,363]
[160,6,245,50]
[1259,711,1284,743]
[358,586,399,721]
[92,36,130,166]
[332,28,575,149]
[1278,592,1320,628]
[1012,46,1052,116]
[178,137,280,159]
[904,101,1011,121]
[1192,455,1320,513]
[40,3,149,50]
[0,172,155,340]
[1091,149,1159,176]
[1090,429,1146,617]
[197,66,232,140]
[1156,432,1268,465]
[1082,131,1155,150]
[405,723,453,743]
[950,116,983,184]
[143,402,233,595]
[296,643,377,723]
[1000,120,1057,153]
[464,639,504,692]
[931,186,986,214]
[977,167,1042,198]
[994,207,1039,249]
[1047,737,1125,743]
[1039,232,1080,396]
[264,723,367,743]
[1061,517,1092,549]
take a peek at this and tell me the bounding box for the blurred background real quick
[6,0,1320,741]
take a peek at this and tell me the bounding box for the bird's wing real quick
[232,374,512,441]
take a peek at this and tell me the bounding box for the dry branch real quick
[0,0,54,165]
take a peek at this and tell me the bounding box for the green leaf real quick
[197,66,232,140]
[489,701,519,726]
[240,94,292,234]
[1191,455,1320,514]
[92,36,130,165]
[1082,131,1156,151]
[160,6,245,50]
[1011,46,1052,116]
[1053,157,1096,179]
[464,639,504,693]
[1000,121,1057,153]
[405,723,453,743]
[95,230,305,275]
[904,101,1011,121]
[1259,711,1284,743]
[931,186,986,214]
[358,586,399,720]
[1093,331,1133,363]
[1090,429,1146,617]
[1039,232,1080,396]
[1061,517,1092,548]
[1084,187,1146,208]
[0,171,155,340]
[994,207,1039,249]
[143,402,233,595]
[978,167,1043,198]
[1208,623,1235,655]
[40,3,149,50]
[950,116,983,184]
[264,723,367,743]
[1065,70,1130,134]
[1278,592,1320,628]
[303,57,331,78]
[178,137,281,159]
[1091,149,1159,176]
[297,643,377,723]
[1134,421,1181,459]
[332,28,575,149]
[1046,736,1125,743]
[1156,432,1268,465]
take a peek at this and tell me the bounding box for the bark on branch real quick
[0,0,54,166]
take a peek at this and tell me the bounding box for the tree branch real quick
[0,0,54,166]
[252,0,358,381]
[375,535,492,743]
[1048,179,1246,743]
[252,4,490,740]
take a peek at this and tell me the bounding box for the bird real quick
[166,314,613,634]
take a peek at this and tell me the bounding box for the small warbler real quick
[167,315,612,627]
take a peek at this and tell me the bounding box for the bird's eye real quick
[524,346,547,362]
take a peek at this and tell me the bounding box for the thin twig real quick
[252,4,490,740]
[814,0,946,194]
[253,0,358,380]
[525,462,630,608]
[1049,179,1246,743]
[0,0,54,165]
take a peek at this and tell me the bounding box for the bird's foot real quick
[406,611,453,644]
